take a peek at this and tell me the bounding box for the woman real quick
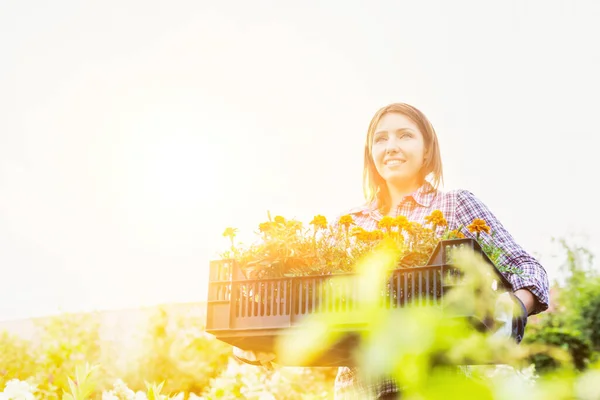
[332,102,549,399]
[235,102,550,399]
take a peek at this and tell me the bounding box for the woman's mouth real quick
[385,159,405,166]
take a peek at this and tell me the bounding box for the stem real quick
[344,226,349,250]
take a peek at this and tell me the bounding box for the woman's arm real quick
[455,190,550,316]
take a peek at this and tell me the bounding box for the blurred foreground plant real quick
[274,238,597,399]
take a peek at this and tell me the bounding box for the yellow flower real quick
[394,215,409,230]
[351,228,382,242]
[378,216,395,230]
[424,209,447,228]
[366,230,384,241]
[467,219,491,235]
[338,215,354,229]
[373,230,385,240]
[274,215,286,224]
[404,221,422,235]
[286,219,303,232]
[222,227,237,238]
[309,215,328,230]
[259,222,274,233]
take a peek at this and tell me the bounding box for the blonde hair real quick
[363,103,443,213]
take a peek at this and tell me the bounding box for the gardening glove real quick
[492,292,527,343]
[232,346,276,370]
[509,292,528,343]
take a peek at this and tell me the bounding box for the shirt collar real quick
[410,180,437,207]
[365,180,437,212]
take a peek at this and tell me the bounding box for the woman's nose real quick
[385,136,400,153]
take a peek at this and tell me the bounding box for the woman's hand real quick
[232,347,276,370]
[513,288,536,316]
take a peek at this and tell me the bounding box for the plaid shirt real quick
[333,181,550,399]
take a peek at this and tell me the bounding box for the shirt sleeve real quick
[455,190,550,315]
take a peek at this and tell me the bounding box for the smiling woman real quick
[370,114,428,197]
[332,102,549,399]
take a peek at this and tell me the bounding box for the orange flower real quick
[404,221,422,235]
[338,215,354,229]
[467,219,491,235]
[394,215,409,230]
[259,222,274,233]
[378,216,395,230]
[368,230,384,241]
[286,219,303,232]
[425,210,447,228]
[309,215,328,230]
[222,227,237,238]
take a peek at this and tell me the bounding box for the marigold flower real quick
[378,216,395,230]
[404,221,422,235]
[467,219,491,235]
[369,230,384,241]
[338,215,354,229]
[425,209,447,227]
[309,215,328,230]
[354,231,368,241]
[394,215,409,230]
[259,222,274,233]
[286,219,303,232]
[222,227,237,238]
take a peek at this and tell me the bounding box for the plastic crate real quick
[205,238,513,367]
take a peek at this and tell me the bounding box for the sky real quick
[1,0,599,321]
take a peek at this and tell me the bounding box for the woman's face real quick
[371,112,427,191]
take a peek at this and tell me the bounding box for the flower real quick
[404,221,422,235]
[309,215,328,230]
[424,209,447,228]
[365,230,384,242]
[394,215,409,230]
[338,215,354,229]
[378,216,395,230]
[285,219,303,232]
[274,215,286,224]
[259,222,274,233]
[467,219,491,235]
[222,227,237,239]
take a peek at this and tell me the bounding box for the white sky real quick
[1,0,599,321]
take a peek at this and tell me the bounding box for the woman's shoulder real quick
[436,187,482,204]
[437,187,498,222]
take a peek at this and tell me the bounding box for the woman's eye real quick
[374,136,387,143]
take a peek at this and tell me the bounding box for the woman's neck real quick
[386,180,422,210]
